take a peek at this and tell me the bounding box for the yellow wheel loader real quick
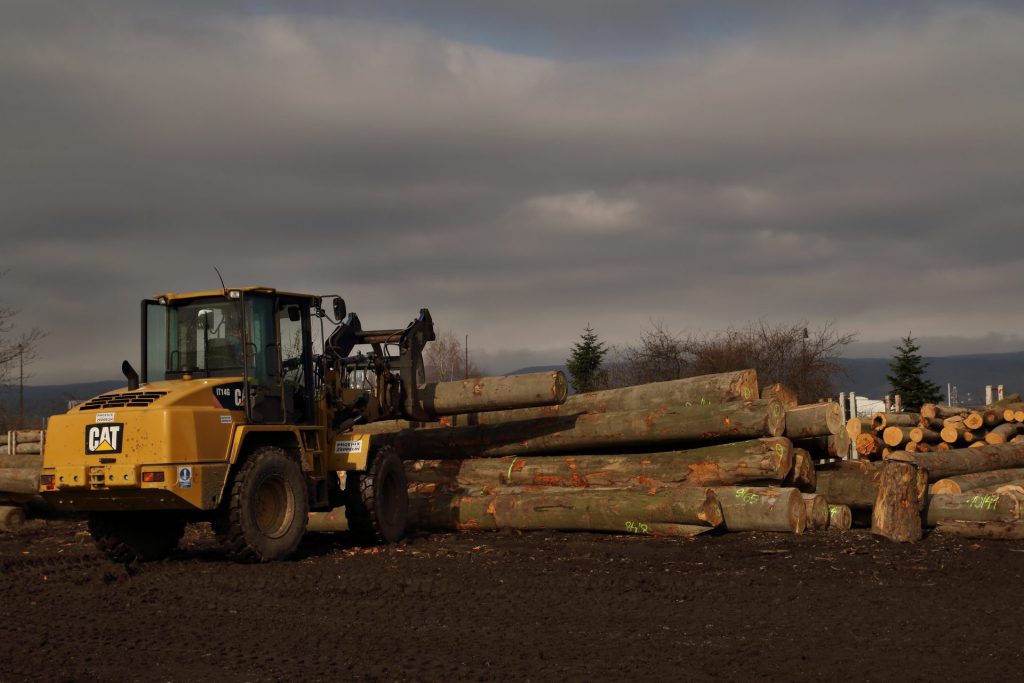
[40,286,435,562]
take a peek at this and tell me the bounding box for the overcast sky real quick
[2,1,1024,384]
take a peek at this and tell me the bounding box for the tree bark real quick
[408,486,724,534]
[307,509,349,532]
[802,494,829,530]
[0,454,42,470]
[871,455,927,542]
[442,370,760,426]
[923,491,1024,526]
[888,442,1024,479]
[405,438,794,489]
[712,486,805,533]
[784,403,843,438]
[394,400,785,459]
[827,504,853,530]
[783,448,816,492]
[10,430,43,444]
[414,371,568,417]
[815,460,883,509]
[933,520,1024,539]
[761,383,798,409]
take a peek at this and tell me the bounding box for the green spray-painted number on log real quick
[682,398,712,408]
[966,494,1000,510]
[624,521,650,534]
[734,488,760,504]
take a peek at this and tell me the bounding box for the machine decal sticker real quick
[334,439,365,454]
[177,466,193,489]
[220,415,233,424]
[212,382,245,410]
[95,412,115,423]
[85,423,124,454]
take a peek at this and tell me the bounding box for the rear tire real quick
[215,446,308,562]
[345,447,408,545]
[88,511,186,563]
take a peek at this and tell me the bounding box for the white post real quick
[838,392,846,423]
[985,385,993,405]
[998,385,1005,401]
[894,394,902,412]
[948,383,953,406]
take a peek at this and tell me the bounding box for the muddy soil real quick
[2,519,1023,682]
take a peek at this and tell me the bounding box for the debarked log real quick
[815,460,883,509]
[793,431,850,460]
[440,370,760,426]
[923,491,1024,526]
[784,402,843,438]
[404,438,794,489]
[415,371,568,417]
[872,412,921,430]
[712,486,806,533]
[407,486,724,534]
[394,400,785,459]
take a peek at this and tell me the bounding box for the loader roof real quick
[154,286,318,302]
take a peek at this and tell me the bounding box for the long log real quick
[441,370,760,426]
[871,456,927,542]
[871,412,920,430]
[761,383,798,409]
[802,494,829,530]
[405,438,794,489]
[921,404,969,420]
[13,443,41,455]
[0,469,39,495]
[307,509,349,532]
[886,442,1024,479]
[827,504,853,530]
[784,403,842,438]
[11,430,43,444]
[394,400,785,459]
[408,486,725,534]
[985,423,1023,445]
[1002,403,1024,422]
[933,520,1024,539]
[416,371,568,417]
[982,409,1005,429]
[917,416,944,431]
[712,486,805,533]
[923,491,1024,526]
[882,426,915,448]
[815,460,883,509]
[0,454,42,470]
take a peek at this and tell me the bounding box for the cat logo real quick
[85,423,124,454]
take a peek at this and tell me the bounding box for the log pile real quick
[847,395,1024,460]
[393,370,856,537]
[0,430,44,497]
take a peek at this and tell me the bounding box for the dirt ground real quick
[2,519,1023,682]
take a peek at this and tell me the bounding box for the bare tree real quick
[424,330,483,382]
[610,320,855,402]
[0,272,48,428]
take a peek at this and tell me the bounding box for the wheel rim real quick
[254,474,295,539]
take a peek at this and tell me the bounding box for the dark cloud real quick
[1,1,1023,383]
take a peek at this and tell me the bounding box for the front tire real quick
[215,446,309,562]
[88,511,185,563]
[345,447,408,545]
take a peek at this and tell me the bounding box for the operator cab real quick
[142,287,320,425]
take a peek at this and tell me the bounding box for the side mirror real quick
[287,305,301,322]
[333,298,346,321]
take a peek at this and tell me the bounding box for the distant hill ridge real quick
[4,349,1022,421]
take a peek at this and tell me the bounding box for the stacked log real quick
[0,430,44,497]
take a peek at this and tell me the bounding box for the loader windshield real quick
[162,298,245,377]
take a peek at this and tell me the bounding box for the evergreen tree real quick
[886,334,942,411]
[566,325,607,394]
